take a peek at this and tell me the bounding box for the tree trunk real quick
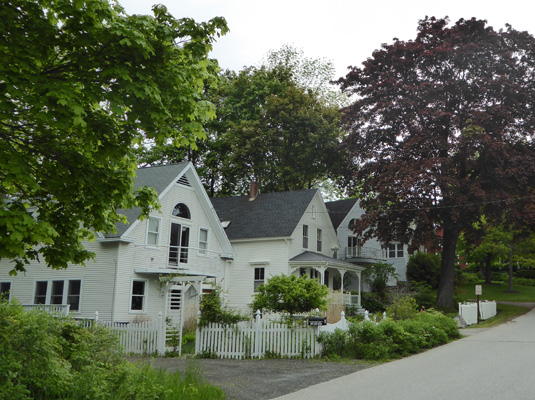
[436,226,460,308]
[484,252,493,284]
[507,243,515,292]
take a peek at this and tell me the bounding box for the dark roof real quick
[210,190,318,240]
[325,198,358,229]
[109,163,189,237]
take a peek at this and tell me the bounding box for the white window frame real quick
[198,227,209,256]
[0,281,12,301]
[32,279,83,312]
[146,216,161,248]
[311,205,316,219]
[130,279,148,313]
[387,243,404,258]
[303,225,309,249]
[317,229,322,252]
[253,267,265,293]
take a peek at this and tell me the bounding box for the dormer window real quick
[348,218,357,230]
[172,203,190,219]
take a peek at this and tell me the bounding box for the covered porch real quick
[289,251,365,308]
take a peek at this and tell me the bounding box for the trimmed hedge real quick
[318,310,460,361]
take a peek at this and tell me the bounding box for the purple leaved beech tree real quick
[336,17,535,308]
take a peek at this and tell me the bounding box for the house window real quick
[34,281,48,304]
[33,280,82,311]
[347,236,360,257]
[198,228,209,255]
[317,229,322,252]
[50,281,64,305]
[131,280,146,311]
[388,244,404,258]
[147,217,161,246]
[311,205,316,219]
[303,225,309,249]
[169,223,190,265]
[348,218,357,230]
[67,280,81,312]
[254,267,265,292]
[0,282,11,300]
[172,203,190,219]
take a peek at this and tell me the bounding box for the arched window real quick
[172,203,190,219]
[348,218,357,230]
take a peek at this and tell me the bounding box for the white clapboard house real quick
[0,162,234,329]
[325,198,409,283]
[211,185,365,312]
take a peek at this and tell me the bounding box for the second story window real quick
[198,228,209,255]
[317,229,322,252]
[147,217,161,246]
[387,243,404,258]
[303,225,309,249]
[172,203,190,219]
[169,223,190,265]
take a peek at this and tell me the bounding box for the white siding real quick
[289,192,339,259]
[0,240,119,320]
[223,239,290,312]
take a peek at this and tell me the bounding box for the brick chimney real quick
[249,181,259,201]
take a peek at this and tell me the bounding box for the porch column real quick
[338,269,346,293]
[357,270,362,307]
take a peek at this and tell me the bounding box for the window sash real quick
[317,229,322,252]
[147,217,160,246]
[34,281,48,304]
[131,280,146,311]
[51,281,64,304]
[254,267,265,292]
[303,225,309,249]
[198,228,208,255]
[0,282,11,299]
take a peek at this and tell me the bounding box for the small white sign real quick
[475,285,482,296]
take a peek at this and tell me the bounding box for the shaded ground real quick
[146,358,375,400]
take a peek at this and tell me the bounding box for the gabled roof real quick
[107,163,190,238]
[325,198,358,229]
[211,190,318,241]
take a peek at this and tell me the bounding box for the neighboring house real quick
[211,185,365,312]
[326,198,409,284]
[0,163,234,329]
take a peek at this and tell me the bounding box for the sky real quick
[118,0,534,80]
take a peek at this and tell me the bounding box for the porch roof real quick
[134,267,216,278]
[289,251,365,272]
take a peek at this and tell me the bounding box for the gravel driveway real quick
[147,357,374,400]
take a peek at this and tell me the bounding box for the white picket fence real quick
[76,311,167,356]
[196,310,322,359]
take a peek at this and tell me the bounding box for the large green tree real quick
[337,17,535,307]
[138,47,345,197]
[0,0,228,273]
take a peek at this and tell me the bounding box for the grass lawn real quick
[456,281,535,328]
[457,281,535,303]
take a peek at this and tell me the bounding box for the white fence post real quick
[255,309,262,359]
[157,312,165,356]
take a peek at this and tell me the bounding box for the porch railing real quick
[346,246,383,259]
[22,304,71,315]
[133,245,221,277]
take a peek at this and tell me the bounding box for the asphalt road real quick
[273,308,535,400]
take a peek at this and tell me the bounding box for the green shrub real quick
[512,277,535,286]
[386,296,418,321]
[410,282,436,309]
[406,252,441,289]
[361,292,388,313]
[199,286,248,327]
[363,262,397,299]
[0,301,225,400]
[317,329,355,359]
[515,270,535,279]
